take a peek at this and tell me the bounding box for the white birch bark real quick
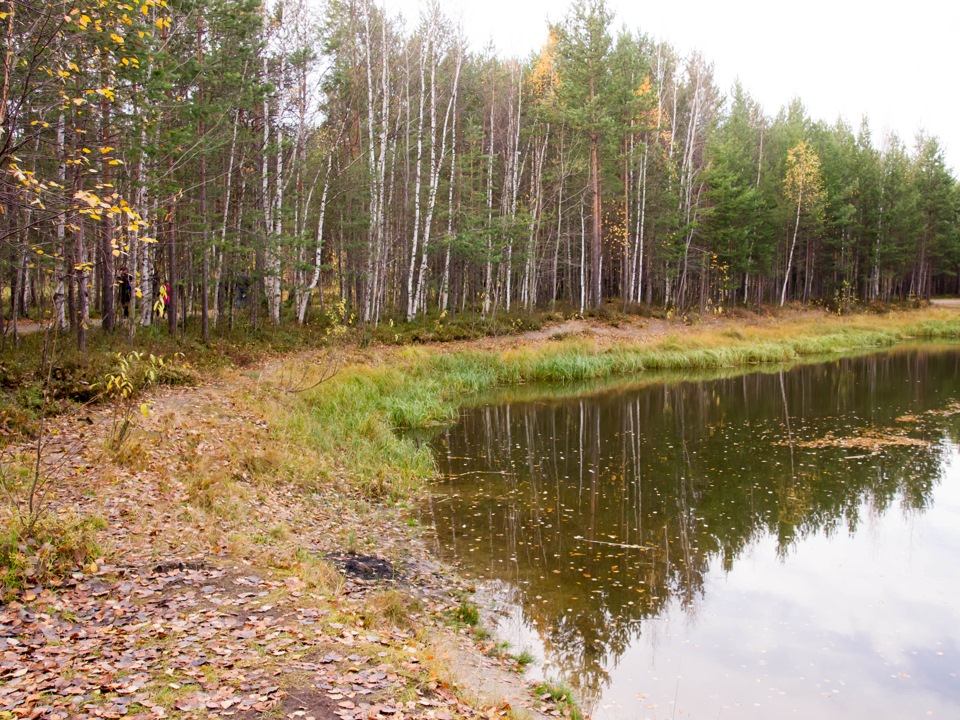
[483,83,495,316]
[267,50,285,324]
[298,153,333,323]
[405,30,428,321]
[414,42,461,314]
[213,108,240,325]
[780,183,803,307]
[439,50,459,312]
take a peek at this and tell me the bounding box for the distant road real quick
[931,299,960,309]
[3,318,102,336]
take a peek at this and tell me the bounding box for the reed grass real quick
[276,310,960,498]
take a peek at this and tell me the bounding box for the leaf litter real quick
[1,371,562,720]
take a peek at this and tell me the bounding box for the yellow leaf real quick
[140,403,150,418]
[112,249,121,257]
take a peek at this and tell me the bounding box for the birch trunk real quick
[213,109,240,325]
[405,31,428,321]
[297,154,332,323]
[414,45,461,314]
[780,184,803,307]
[483,84,495,316]
[439,58,459,312]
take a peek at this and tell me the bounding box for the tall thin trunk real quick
[214,109,240,324]
[439,56,460,312]
[580,199,587,315]
[298,154,332,323]
[483,81,495,316]
[780,185,803,306]
[198,17,209,340]
[406,31,428,321]
[100,57,116,332]
[54,113,67,330]
[414,43,461,314]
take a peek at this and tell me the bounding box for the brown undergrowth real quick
[0,365,555,720]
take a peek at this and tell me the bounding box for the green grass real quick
[535,680,583,720]
[451,598,481,627]
[514,648,536,668]
[275,311,960,498]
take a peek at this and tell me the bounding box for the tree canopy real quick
[2,0,957,349]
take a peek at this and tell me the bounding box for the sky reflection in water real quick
[422,349,960,719]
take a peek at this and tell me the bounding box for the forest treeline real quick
[3,0,959,349]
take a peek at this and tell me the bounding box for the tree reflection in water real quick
[422,349,960,710]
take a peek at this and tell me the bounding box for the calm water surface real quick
[421,348,960,719]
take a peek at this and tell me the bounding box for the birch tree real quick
[780,140,824,306]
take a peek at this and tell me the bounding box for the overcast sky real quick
[380,0,959,171]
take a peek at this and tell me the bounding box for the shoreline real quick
[4,307,960,719]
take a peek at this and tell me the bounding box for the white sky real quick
[381,0,959,171]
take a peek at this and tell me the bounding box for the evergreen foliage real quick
[2,0,957,348]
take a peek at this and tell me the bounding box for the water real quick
[420,348,960,719]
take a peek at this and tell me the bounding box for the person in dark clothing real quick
[118,268,133,318]
[236,274,249,309]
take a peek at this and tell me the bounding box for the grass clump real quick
[515,648,536,668]
[451,598,481,627]
[0,513,106,597]
[364,588,422,629]
[535,680,583,720]
[293,551,345,595]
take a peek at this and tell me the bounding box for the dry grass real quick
[363,588,422,629]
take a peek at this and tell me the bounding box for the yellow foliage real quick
[528,31,559,100]
[784,140,825,207]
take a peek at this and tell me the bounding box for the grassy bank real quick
[274,309,960,497]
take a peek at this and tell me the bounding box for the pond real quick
[420,347,960,719]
